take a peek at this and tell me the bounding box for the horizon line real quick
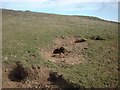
[1,8,119,23]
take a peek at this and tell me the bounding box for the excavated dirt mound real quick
[2,63,52,88]
[8,62,28,82]
[3,63,83,89]
[40,36,88,66]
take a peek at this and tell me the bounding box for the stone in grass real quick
[75,38,87,43]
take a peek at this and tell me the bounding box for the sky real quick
[1,0,119,22]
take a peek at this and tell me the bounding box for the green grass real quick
[60,39,118,88]
[2,9,118,88]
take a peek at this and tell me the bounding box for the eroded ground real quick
[2,36,89,89]
[2,62,82,89]
[40,36,88,66]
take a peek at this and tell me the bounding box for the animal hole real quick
[53,47,67,54]
[8,62,28,82]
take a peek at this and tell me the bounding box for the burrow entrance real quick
[90,35,105,40]
[48,71,83,89]
[8,62,28,82]
[53,47,66,54]
[40,36,88,65]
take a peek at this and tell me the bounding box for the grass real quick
[60,39,118,88]
[2,9,118,88]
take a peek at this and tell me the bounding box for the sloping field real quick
[2,9,118,88]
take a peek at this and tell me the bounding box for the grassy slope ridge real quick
[2,9,118,88]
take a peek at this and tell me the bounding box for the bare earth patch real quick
[40,36,88,66]
[2,62,82,89]
[2,63,54,88]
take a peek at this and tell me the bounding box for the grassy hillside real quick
[2,9,118,88]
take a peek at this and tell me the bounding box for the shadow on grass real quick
[48,71,85,90]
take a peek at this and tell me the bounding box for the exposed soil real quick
[40,36,88,66]
[2,62,83,89]
[2,63,52,88]
[8,62,28,82]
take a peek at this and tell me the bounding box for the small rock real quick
[25,80,30,84]
[48,45,50,47]
[84,55,87,58]
[37,47,41,50]
[45,85,49,88]
[61,59,65,62]
[17,43,19,45]
[75,38,87,43]
[33,86,38,88]
[59,64,62,67]
[5,69,8,72]
[61,36,65,39]
[6,82,10,85]
[32,65,36,69]
[37,66,40,69]
[4,57,8,60]
[88,58,91,61]
[71,63,74,65]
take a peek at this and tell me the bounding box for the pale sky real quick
[1,0,119,22]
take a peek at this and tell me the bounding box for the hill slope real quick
[2,9,118,88]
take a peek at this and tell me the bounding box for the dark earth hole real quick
[90,35,105,40]
[8,62,28,82]
[53,47,67,54]
[48,71,83,89]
